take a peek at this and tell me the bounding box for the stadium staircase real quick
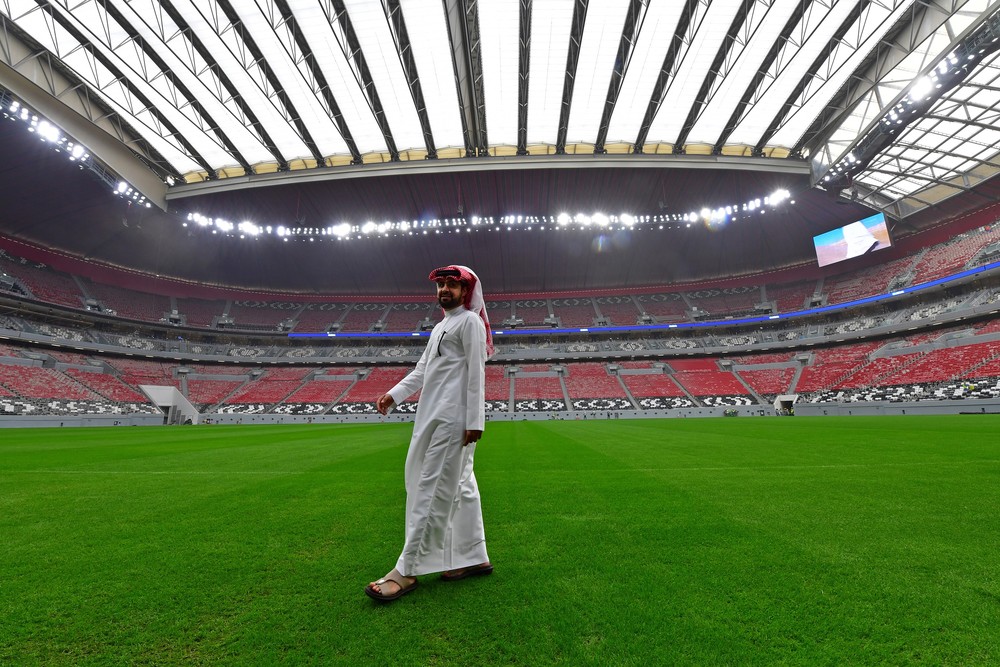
[786,361,806,394]
[730,370,767,405]
[615,372,641,409]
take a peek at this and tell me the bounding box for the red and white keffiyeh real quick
[428,264,495,359]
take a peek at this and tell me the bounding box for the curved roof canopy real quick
[1,0,998,223]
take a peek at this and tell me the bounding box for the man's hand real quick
[463,430,483,446]
[376,394,395,415]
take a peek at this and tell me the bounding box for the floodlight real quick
[909,76,934,100]
[36,121,59,142]
[117,182,128,193]
[361,221,377,234]
[71,144,85,159]
[216,220,234,232]
[332,223,351,237]
[621,213,635,226]
[557,212,571,225]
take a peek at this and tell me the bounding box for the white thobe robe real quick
[386,305,489,576]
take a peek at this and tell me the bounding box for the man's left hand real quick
[463,430,483,446]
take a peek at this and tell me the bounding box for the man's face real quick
[436,277,467,309]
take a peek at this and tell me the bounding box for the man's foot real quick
[440,562,494,582]
[365,569,418,602]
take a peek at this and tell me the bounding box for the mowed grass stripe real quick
[2,416,999,665]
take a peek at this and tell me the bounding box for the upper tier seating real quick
[551,299,596,327]
[686,287,760,315]
[635,294,688,321]
[824,256,913,305]
[175,298,225,327]
[382,304,433,332]
[228,301,297,329]
[292,305,345,332]
[595,296,639,325]
[0,257,85,309]
[912,225,1000,283]
[86,281,170,323]
[770,281,816,313]
[338,305,388,332]
[513,301,551,326]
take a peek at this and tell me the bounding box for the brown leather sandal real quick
[440,563,494,582]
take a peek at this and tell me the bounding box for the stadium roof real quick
[1,0,999,294]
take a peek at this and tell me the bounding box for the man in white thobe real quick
[366,265,495,602]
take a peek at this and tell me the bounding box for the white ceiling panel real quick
[564,0,630,145]
[398,0,466,152]
[342,0,425,153]
[526,0,574,146]
[478,0,519,148]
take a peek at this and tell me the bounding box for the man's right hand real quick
[376,394,395,415]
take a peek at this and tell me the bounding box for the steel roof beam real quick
[754,0,874,156]
[554,0,588,155]
[328,0,399,161]
[795,0,971,159]
[0,12,176,191]
[214,0,325,166]
[383,0,437,159]
[269,0,361,166]
[633,0,700,153]
[31,0,215,178]
[99,1,253,174]
[675,0,757,154]
[593,0,647,154]
[516,0,531,155]
[440,0,485,156]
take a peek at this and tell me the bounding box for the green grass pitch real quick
[2,415,999,665]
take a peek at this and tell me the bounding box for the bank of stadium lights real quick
[4,99,91,166]
[180,189,794,241]
[3,93,151,208]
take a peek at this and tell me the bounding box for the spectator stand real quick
[562,362,632,411]
[84,280,171,324]
[383,302,436,332]
[635,292,688,323]
[510,364,566,411]
[292,302,349,333]
[277,369,358,415]
[214,366,312,413]
[511,300,554,328]
[666,358,757,407]
[595,296,640,326]
[337,303,389,332]
[175,297,227,328]
[617,361,695,409]
[330,367,409,414]
[551,298,598,327]
[227,300,302,332]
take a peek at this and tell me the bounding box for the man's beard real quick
[438,293,457,308]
